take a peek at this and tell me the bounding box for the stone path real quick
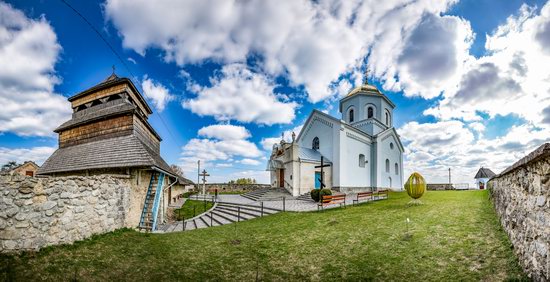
[156,190,387,233]
[156,201,281,233]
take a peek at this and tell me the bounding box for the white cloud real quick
[141,77,174,111]
[0,2,71,136]
[183,64,297,125]
[105,0,458,102]
[238,158,261,166]
[198,124,250,140]
[399,120,549,185]
[0,146,56,166]
[179,123,262,176]
[391,14,473,98]
[425,2,550,125]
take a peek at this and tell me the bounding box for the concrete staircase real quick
[241,187,290,201]
[296,192,315,202]
[158,201,281,233]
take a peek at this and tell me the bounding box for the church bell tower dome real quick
[339,70,396,135]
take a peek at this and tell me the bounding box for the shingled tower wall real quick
[37,74,176,228]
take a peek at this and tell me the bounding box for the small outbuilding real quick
[474,167,496,190]
[5,161,39,177]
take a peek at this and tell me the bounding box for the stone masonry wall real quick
[489,143,550,281]
[0,174,131,253]
[204,183,271,193]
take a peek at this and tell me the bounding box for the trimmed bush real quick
[319,189,332,201]
[310,189,320,202]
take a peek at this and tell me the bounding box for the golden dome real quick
[346,83,380,97]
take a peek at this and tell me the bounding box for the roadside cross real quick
[199,169,210,195]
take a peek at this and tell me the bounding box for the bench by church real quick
[375,189,389,200]
[318,194,346,210]
[353,191,373,205]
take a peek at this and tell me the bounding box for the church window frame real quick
[390,142,394,150]
[359,154,365,167]
[385,159,390,173]
[365,103,376,119]
[395,163,399,175]
[385,109,391,126]
[349,109,354,123]
[312,137,320,150]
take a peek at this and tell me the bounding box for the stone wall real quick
[0,174,131,253]
[204,183,271,193]
[489,143,550,281]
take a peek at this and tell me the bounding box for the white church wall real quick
[377,131,403,190]
[338,128,372,190]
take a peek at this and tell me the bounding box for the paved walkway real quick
[155,190,388,233]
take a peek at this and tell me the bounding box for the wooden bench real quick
[353,191,373,205]
[318,194,346,210]
[374,189,389,200]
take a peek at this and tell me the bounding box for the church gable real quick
[376,128,404,153]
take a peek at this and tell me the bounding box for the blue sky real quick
[1,0,549,184]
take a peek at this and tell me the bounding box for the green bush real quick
[310,189,320,202]
[320,189,332,201]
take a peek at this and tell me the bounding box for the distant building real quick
[37,73,177,231]
[5,161,39,177]
[267,75,404,196]
[474,167,496,189]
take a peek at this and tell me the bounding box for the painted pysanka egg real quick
[405,172,426,199]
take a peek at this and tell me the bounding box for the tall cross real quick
[314,156,331,189]
[199,169,210,195]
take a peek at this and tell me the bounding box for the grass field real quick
[173,199,214,221]
[0,190,525,281]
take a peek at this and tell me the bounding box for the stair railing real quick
[139,173,157,229]
[151,172,165,231]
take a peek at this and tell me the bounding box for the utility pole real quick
[448,168,451,189]
[197,160,200,192]
[199,169,210,195]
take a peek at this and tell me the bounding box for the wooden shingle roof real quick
[37,135,172,175]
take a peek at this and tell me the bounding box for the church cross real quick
[314,156,331,188]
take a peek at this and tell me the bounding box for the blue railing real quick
[139,172,157,228]
[151,172,165,231]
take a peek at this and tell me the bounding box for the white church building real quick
[267,79,404,196]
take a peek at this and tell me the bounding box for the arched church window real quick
[349,109,354,123]
[359,154,365,167]
[312,137,319,150]
[385,159,390,173]
[385,112,389,125]
[390,142,394,150]
[367,107,373,118]
[395,163,399,175]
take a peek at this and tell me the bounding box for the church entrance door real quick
[479,182,484,190]
[315,172,321,189]
[279,169,285,188]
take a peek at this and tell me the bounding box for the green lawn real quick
[0,190,525,281]
[173,199,214,220]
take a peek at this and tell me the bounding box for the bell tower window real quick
[368,107,373,118]
[349,109,354,123]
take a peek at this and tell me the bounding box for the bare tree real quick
[170,164,185,177]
